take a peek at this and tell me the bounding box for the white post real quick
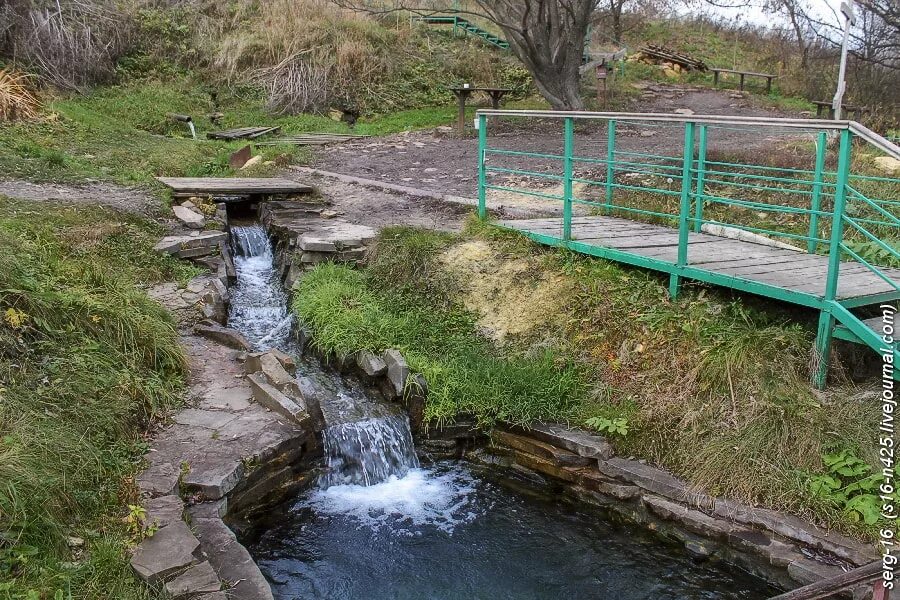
[832,1,856,121]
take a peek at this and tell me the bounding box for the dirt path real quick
[0,179,161,215]
[311,84,808,200]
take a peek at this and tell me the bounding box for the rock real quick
[787,557,847,585]
[240,155,263,170]
[173,408,237,430]
[193,323,251,351]
[200,279,229,325]
[492,430,594,467]
[321,209,339,219]
[173,205,206,229]
[663,68,679,78]
[355,350,387,377]
[143,495,184,529]
[874,156,900,174]
[182,457,244,501]
[596,457,712,507]
[155,231,228,257]
[297,222,377,252]
[267,348,297,375]
[130,521,201,584]
[165,561,221,599]
[247,373,309,426]
[229,145,252,169]
[137,461,181,498]
[643,496,733,540]
[673,108,695,116]
[509,448,581,483]
[640,130,656,137]
[245,352,295,393]
[192,518,275,600]
[382,349,409,397]
[512,423,614,460]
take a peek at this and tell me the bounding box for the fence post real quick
[477,113,487,220]
[814,127,852,389]
[605,119,616,213]
[807,131,828,254]
[670,121,695,299]
[563,117,574,241]
[693,124,708,233]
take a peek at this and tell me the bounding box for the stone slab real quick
[182,457,244,501]
[512,422,614,460]
[382,349,409,397]
[192,518,275,600]
[173,408,238,430]
[143,495,184,529]
[130,521,200,584]
[173,205,206,229]
[200,386,253,412]
[165,561,221,598]
[154,232,227,255]
[137,461,180,498]
[247,373,309,425]
[356,350,387,377]
[193,323,251,351]
[596,457,712,507]
[296,222,376,252]
[643,495,733,540]
[492,430,593,467]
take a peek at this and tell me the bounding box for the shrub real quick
[0,69,40,121]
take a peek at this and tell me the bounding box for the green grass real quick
[0,197,192,599]
[292,228,587,426]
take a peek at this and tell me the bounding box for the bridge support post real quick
[671,121,696,300]
[814,309,835,389]
[477,113,487,220]
[563,117,574,240]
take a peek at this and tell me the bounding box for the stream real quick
[225,222,778,599]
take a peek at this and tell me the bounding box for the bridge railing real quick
[475,110,900,301]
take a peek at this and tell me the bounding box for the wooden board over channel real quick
[156,177,313,199]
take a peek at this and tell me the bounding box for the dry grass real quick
[0,69,41,121]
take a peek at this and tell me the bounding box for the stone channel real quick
[134,194,877,598]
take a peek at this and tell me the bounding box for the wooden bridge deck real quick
[498,215,900,304]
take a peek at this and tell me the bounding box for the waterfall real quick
[321,415,420,487]
[227,224,294,352]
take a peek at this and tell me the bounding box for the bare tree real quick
[334,1,596,110]
[764,0,811,67]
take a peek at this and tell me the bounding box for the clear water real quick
[244,462,777,600]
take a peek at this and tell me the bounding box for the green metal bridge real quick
[474,110,900,388]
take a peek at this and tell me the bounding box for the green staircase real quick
[832,306,899,380]
[414,14,510,50]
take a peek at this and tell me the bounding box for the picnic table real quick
[812,100,870,120]
[711,68,776,93]
[449,86,512,134]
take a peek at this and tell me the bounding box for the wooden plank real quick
[156,177,313,196]
[767,560,880,600]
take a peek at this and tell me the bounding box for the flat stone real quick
[787,557,846,585]
[186,499,228,521]
[173,408,237,430]
[130,521,201,584]
[571,467,640,500]
[182,457,244,501]
[137,461,180,498]
[492,430,593,467]
[165,561,221,598]
[173,205,206,229]
[267,348,297,375]
[247,373,309,426]
[509,448,581,483]
[355,350,387,377]
[597,458,711,507]
[143,495,183,529]
[154,231,227,255]
[511,423,614,460]
[297,222,376,252]
[642,496,733,540]
[201,386,252,411]
[192,518,275,600]
[245,352,295,393]
[382,349,409,397]
[193,323,251,351]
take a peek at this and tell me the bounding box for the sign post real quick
[832,1,856,120]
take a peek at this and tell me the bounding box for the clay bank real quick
[133,194,878,600]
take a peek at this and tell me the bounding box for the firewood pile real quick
[628,44,708,76]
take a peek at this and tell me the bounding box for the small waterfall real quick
[322,416,420,487]
[227,224,294,352]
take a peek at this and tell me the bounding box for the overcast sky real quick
[686,0,847,29]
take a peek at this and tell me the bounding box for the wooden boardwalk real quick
[498,215,900,303]
[156,177,312,199]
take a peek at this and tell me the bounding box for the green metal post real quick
[693,124,708,233]
[563,117,574,241]
[814,128,852,389]
[477,113,487,220]
[807,131,827,254]
[670,121,696,300]
[605,119,616,213]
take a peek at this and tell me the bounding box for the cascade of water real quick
[321,415,420,487]
[227,224,294,352]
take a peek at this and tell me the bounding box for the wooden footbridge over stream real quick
[474,110,900,387]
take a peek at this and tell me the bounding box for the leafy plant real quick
[585,416,630,437]
[807,450,884,525]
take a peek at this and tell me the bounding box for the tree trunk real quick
[476,0,593,111]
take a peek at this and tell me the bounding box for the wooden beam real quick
[767,561,882,600]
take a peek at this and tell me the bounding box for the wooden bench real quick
[711,68,776,93]
[812,100,870,120]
